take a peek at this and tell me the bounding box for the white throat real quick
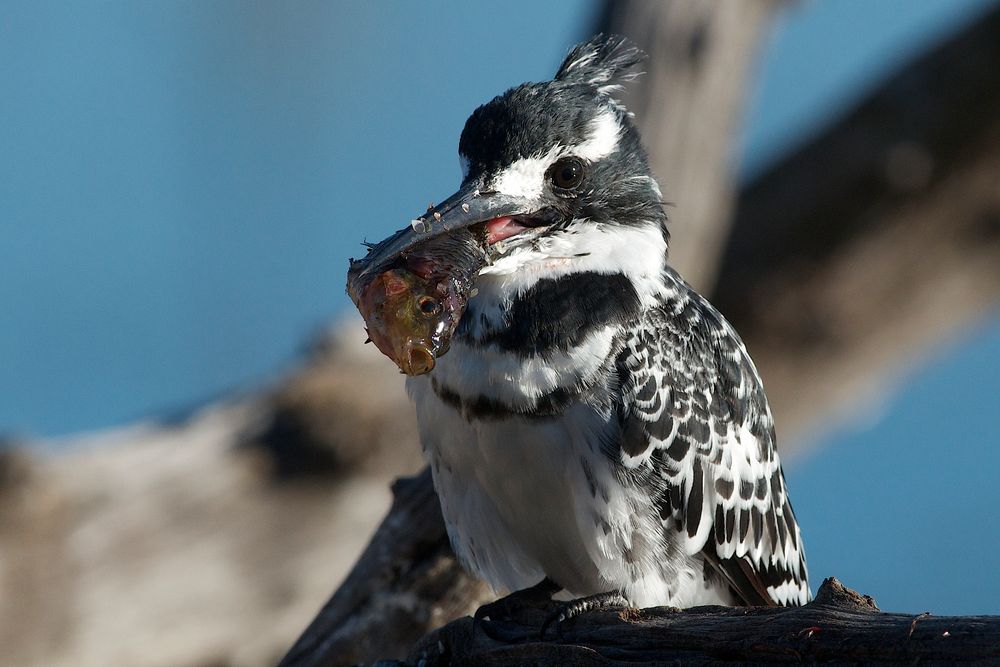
[478,220,667,307]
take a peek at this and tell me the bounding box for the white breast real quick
[409,376,610,595]
[403,225,736,607]
[410,374,734,609]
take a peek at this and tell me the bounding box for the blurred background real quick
[2,1,999,665]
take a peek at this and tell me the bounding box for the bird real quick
[367,34,809,618]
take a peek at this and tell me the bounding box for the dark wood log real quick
[399,578,1000,665]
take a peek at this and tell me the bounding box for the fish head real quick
[356,267,463,376]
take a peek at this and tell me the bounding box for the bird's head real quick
[366,35,668,279]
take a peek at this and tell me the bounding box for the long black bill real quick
[348,179,529,285]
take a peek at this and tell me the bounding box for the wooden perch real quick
[394,578,1000,665]
[278,472,1000,667]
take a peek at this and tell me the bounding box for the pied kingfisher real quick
[367,35,809,614]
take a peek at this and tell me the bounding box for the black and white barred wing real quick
[616,296,809,606]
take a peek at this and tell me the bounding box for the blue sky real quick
[2,0,999,613]
[3,0,993,438]
[794,312,1000,614]
[1,1,594,434]
[741,0,998,178]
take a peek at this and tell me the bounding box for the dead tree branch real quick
[399,578,1000,665]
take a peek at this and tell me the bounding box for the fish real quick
[347,226,488,376]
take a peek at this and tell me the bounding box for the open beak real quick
[349,179,533,286]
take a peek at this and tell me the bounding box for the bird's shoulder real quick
[611,268,809,606]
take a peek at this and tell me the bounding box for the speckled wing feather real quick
[615,270,809,606]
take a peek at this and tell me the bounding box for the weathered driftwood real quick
[399,578,1000,665]
[275,469,490,667]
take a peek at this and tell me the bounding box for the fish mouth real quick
[399,340,436,376]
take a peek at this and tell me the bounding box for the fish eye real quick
[417,296,441,317]
[550,157,585,190]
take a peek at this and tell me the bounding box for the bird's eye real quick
[417,296,441,317]
[550,157,585,190]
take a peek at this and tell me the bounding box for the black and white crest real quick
[455,35,661,234]
[554,34,645,96]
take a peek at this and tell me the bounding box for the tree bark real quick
[398,578,1000,665]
